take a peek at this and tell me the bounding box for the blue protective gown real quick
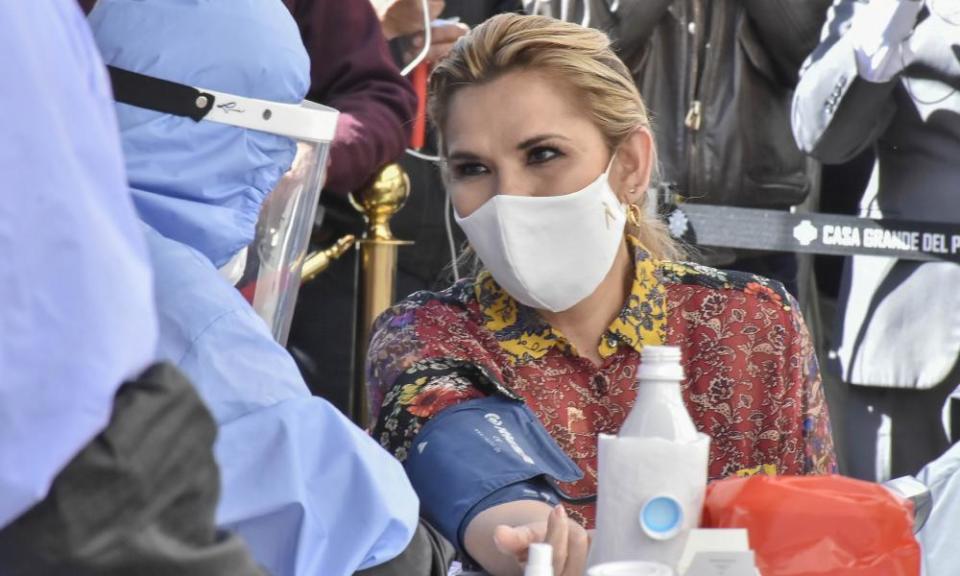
[145,226,419,575]
[0,0,158,529]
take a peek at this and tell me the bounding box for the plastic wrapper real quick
[702,475,920,576]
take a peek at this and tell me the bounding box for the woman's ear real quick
[611,127,654,205]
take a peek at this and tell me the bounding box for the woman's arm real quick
[367,298,589,574]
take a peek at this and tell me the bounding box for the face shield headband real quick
[107,66,337,143]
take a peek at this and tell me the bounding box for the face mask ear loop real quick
[605,149,630,210]
[445,186,461,282]
[604,149,618,179]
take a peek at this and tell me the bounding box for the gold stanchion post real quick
[349,163,412,427]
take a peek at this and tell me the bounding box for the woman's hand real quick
[492,505,591,576]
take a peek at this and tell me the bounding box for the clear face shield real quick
[240,130,331,344]
[107,67,338,345]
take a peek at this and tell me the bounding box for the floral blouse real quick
[368,239,837,528]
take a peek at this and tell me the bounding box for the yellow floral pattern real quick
[475,236,668,364]
[735,464,780,478]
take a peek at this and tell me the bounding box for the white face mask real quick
[455,161,627,312]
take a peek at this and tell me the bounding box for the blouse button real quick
[593,373,609,395]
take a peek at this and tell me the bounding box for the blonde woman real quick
[368,13,836,576]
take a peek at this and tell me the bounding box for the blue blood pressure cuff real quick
[404,396,583,549]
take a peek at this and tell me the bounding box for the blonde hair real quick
[429,13,683,261]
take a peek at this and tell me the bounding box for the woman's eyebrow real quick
[446,150,485,162]
[446,134,572,160]
[517,134,571,150]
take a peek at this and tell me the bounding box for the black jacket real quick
[533,0,831,209]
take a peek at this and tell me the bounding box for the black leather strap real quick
[107,66,215,122]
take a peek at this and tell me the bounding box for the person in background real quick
[528,0,832,298]
[87,1,449,575]
[0,2,260,574]
[289,0,478,409]
[373,0,472,63]
[284,0,418,198]
[285,0,421,402]
[792,0,960,481]
[368,14,836,576]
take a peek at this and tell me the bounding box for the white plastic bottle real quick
[622,345,699,544]
[620,345,698,442]
[588,345,710,571]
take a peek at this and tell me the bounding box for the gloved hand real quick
[851,0,925,82]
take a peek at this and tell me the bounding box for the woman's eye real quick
[450,162,489,179]
[527,146,562,165]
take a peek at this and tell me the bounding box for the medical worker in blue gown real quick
[0,2,260,573]
[87,1,424,575]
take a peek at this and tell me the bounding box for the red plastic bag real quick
[702,475,920,576]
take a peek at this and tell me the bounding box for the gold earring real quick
[626,203,644,227]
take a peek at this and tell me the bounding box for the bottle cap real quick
[639,494,684,540]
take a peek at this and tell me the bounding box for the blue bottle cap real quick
[639,495,684,540]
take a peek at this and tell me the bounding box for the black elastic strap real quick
[107,66,215,122]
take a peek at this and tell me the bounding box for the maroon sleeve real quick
[285,0,417,197]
